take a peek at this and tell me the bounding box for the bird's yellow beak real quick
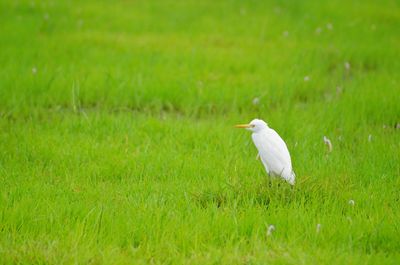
[234,124,251,128]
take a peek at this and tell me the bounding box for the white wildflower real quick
[323,136,332,152]
[344,62,351,70]
[316,223,321,233]
[252,97,260,105]
[326,23,333,30]
[283,31,289,37]
[315,27,322,34]
[368,134,372,142]
[32,67,37,74]
[267,225,275,236]
[304,76,310,82]
[348,199,355,206]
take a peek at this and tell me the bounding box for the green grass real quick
[1,0,400,264]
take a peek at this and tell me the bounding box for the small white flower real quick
[304,76,310,82]
[326,23,333,30]
[323,136,332,152]
[348,199,355,206]
[267,225,275,236]
[283,31,289,37]
[316,223,321,233]
[315,27,322,34]
[383,124,387,129]
[344,62,351,70]
[368,134,372,142]
[336,86,343,95]
[338,135,343,141]
[32,67,37,74]
[396,123,400,130]
[252,97,260,105]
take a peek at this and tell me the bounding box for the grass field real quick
[1,0,400,264]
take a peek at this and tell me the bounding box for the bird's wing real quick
[260,155,270,174]
[252,129,292,176]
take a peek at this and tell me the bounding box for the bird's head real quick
[235,119,268,132]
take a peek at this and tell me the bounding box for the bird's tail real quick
[287,171,296,185]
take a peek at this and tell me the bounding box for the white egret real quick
[235,119,295,185]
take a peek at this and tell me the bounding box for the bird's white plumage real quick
[238,119,295,185]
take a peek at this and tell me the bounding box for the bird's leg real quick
[267,176,273,188]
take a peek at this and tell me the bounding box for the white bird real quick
[235,119,295,185]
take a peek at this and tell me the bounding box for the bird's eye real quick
[251,124,255,128]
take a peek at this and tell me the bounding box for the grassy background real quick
[1,0,399,264]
